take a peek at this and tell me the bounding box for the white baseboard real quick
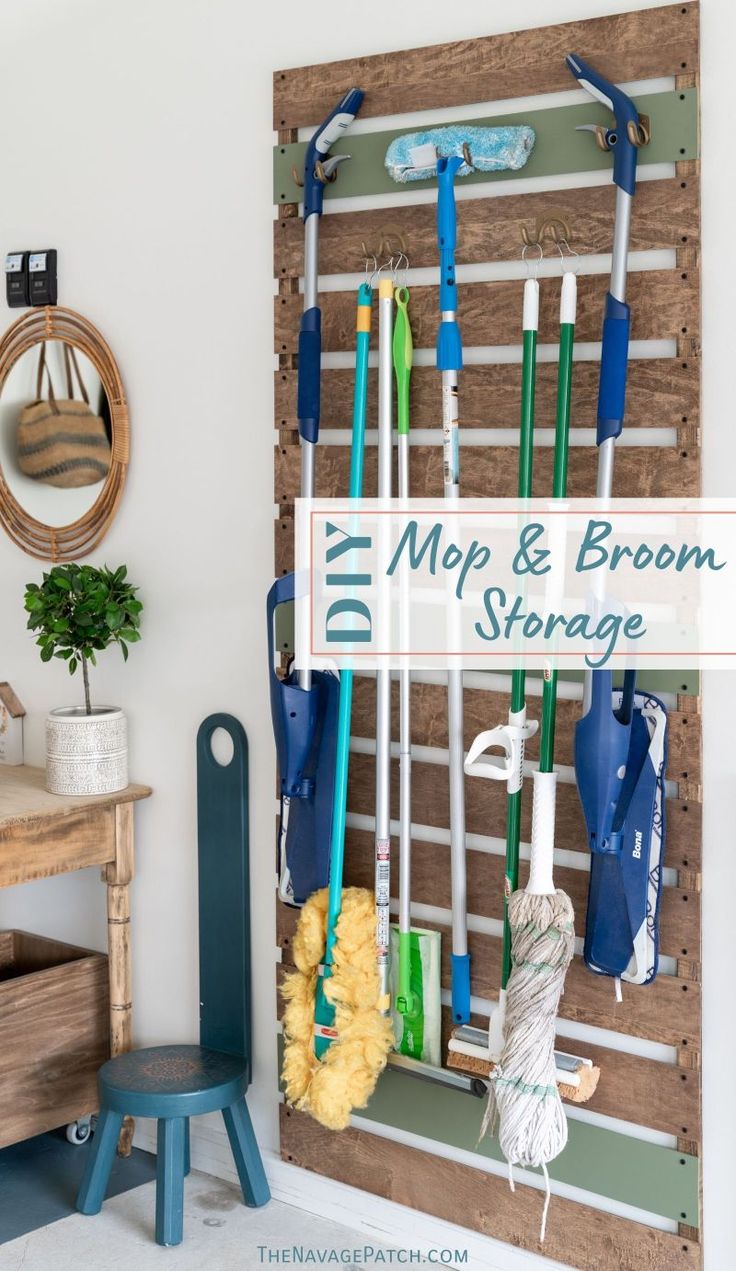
[133,1118,569,1271]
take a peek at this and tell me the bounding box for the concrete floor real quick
[0,1169,398,1270]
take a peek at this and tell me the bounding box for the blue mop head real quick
[385,125,535,183]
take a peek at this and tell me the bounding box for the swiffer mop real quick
[390,281,442,1067]
[450,266,598,1104]
[281,282,394,1131]
[384,125,535,1026]
[269,88,363,908]
[567,56,669,990]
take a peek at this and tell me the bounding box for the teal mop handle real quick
[314,283,371,1057]
[324,281,372,961]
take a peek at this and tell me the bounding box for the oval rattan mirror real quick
[0,306,129,561]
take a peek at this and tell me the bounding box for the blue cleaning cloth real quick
[385,125,535,183]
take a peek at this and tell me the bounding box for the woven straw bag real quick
[16,343,111,488]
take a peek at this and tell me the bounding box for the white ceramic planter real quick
[45,706,128,796]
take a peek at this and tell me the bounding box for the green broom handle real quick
[393,285,417,1013]
[540,271,576,775]
[502,276,539,989]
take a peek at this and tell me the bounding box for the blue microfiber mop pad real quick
[385,125,535,183]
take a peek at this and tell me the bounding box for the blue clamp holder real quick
[566,53,649,197]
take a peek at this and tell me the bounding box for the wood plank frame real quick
[273,5,702,1266]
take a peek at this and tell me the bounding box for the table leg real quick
[105,802,135,1156]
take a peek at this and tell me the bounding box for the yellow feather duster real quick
[281,886,395,1130]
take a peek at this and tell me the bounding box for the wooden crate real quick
[0,930,109,1147]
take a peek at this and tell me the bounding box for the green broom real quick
[391,281,441,1067]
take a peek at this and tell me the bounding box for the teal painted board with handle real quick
[197,713,252,1077]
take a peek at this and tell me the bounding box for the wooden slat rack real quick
[273,6,702,1267]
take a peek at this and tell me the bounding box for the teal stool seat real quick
[77,716,271,1247]
[77,1044,269,1246]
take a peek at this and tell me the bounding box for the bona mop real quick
[567,56,669,990]
[383,123,536,1032]
[450,266,598,1105]
[390,281,442,1067]
[281,281,394,1131]
[269,89,363,909]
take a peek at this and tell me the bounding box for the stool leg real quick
[222,1098,270,1208]
[184,1118,191,1177]
[156,1117,186,1246]
[77,1108,124,1215]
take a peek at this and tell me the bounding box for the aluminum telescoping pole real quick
[566,55,645,709]
[297,88,363,691]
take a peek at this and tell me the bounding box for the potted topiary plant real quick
[24,563,142,795]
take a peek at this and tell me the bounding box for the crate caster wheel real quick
[67,1116,93,1145]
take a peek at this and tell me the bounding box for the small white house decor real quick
[24,563,142,796]
[0,683,25,765]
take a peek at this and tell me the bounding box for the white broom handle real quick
[375,278,394,1000]
[527,770,557,896]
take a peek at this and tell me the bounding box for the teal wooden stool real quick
[77,715,270,1245]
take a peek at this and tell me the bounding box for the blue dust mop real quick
[575,677,668,989]
[385,125,535,183]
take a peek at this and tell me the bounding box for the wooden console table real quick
[0,765,151,1152]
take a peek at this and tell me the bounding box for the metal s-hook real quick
[522,240,543,278]
[557,236,580,276]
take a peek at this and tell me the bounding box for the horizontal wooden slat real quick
[275,357,700,431]
[275,177,699,276]
[341,828,698,963]
[276,269,700,352]
[278,902,699,1047]
[275,964,698,1137]
[349,677,701,788]
[345,751,701,873]
[275,441,699,502]
[274,2,699,127]
[280,1109,700,1271]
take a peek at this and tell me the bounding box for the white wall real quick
[0,1,733,1268]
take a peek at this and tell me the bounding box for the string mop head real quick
[483,771,575,1240]
[281,886,394,1131]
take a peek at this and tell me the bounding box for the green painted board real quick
[274,599,698,694]
[360,1066,699,1226]
[274,90,698,206]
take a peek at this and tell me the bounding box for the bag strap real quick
[35,343,59,415]
[62,344,90,405]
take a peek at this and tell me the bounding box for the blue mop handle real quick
[451,954,471,1023]
[565,54,641,197]
[565,57,641,445]
[299,88,364,447]
[436,156,464,373]
[597,293,631,445]
[303,87,364,219]
[298,308,321,445]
